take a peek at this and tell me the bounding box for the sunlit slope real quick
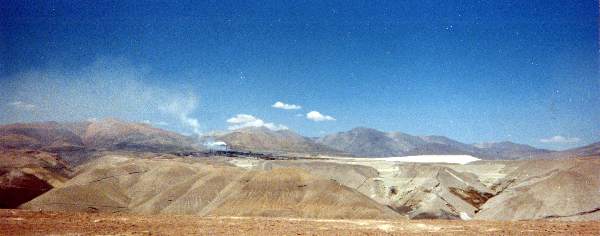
[237,158,495,220]
[0,119,197,156]
[22,156,399,219]
[317,127,552,159]
[476,158,600,221]
[213,126,345,155]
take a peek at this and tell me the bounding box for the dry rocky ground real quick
[2,209,600,235]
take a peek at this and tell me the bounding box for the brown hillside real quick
[22,156,400,219]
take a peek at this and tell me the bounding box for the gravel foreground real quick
[1,210,599,235]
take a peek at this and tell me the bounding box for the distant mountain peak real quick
[0,119,198,159]
[209,126,344,155]
[350,126,380,132]
[317,128,556,160]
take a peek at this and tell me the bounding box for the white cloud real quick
[8,101,36,111]
[539,135,581,144]
[306,111,335,122]
[272,101,301,110]
[226,114,288,131]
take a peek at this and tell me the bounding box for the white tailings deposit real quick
[315,155,481,165]
[371,155,481,165]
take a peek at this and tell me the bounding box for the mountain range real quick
[315,127,553,160]
[0,119,197,164]
[205,125,596,160]
[0,119,199,151]
[207,127,345,155]
[1,119,598,161]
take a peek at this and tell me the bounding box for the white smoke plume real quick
[0,57,203,136]
[159,94,202,136]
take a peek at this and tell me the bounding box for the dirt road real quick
[1,209,599,235]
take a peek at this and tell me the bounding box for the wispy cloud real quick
[272,101,301,110]
[306,111,335,122]
[539,135,580,144]
[8,101,36,111]
[227,114,288,130]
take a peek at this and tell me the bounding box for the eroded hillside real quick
[12,152,600,221]
[22,156,399,219]
[0,149,73,208]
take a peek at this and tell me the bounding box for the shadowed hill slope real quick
[0,149,73,208]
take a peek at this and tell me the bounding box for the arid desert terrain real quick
[1,119,599,235]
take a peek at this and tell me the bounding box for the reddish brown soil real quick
[1,209,599,235]
[0,170,52,208]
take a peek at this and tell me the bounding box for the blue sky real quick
[1,0,598,150]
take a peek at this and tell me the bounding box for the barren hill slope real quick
[386,164,494,219]
[474,141,551,160]
[317,127,550,159]
[0,119,198,164]
[215,127,345,155]
[0,149,73,208]
[81,118,196,152]
[533,142,600,159]
[22,156,399,219]
[0,122,85,151]
[475,158,600,221]
[232,158,495,220]
[317,127,414,157]
[252,160,385,202]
